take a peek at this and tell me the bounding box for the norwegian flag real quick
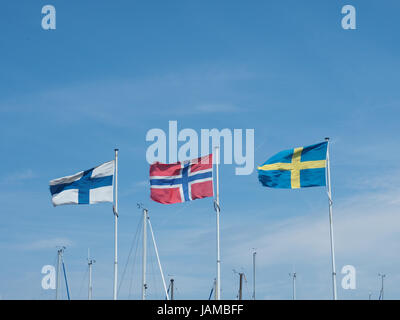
[150,154,213,204]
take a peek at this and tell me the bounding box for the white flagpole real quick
[325,138,337,300]
[113,149,119,300]
[214,147,221,300]
[142,208,148,300]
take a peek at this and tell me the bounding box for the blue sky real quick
[1,0,400,299]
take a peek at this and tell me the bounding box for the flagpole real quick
[325,138,337,300]
[214,146,221,300]
[113,148,119,300]
[142,208,148,300]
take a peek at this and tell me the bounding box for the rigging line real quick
[232,270,239,299]
[148,216,170,300]
[118,214,143,295]
[77,268,89,299]
[208,287,214,300]
[52,250,59,298]
[167,282,171,294]
[53,252,58,270]
[243,273,252,300]
[149,241,157,299]
[128,239,141,300]
[62,259,71,300]
[148,226,162,299]
[208,279,215,300]
[166,282,171,300]
[128,220,143,299]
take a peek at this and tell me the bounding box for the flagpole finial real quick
[325,137,330,141]
[115,148,119,152]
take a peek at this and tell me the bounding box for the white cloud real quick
[1,169,36,184]
[16,238,74,251]
[135,180,149,187]
[223,187,400,268]
[120,180,149,197]
[0,65,254,127]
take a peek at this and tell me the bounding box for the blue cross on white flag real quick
[49,160,114,206]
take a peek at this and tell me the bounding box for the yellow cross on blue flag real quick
[258,141,328,189]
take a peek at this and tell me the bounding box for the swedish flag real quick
[258,141,328,189]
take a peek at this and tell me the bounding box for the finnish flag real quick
[49,160,114,206]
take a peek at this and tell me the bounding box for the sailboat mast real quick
[252,250,256,300]
[55,246,65,300]
[170,279,174,300]
[289,272,297,300]
[379,273,386,300]
[238,273,244,300]
[88,249,95,300]
[56,249,61,300]
[88,260,93,300]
